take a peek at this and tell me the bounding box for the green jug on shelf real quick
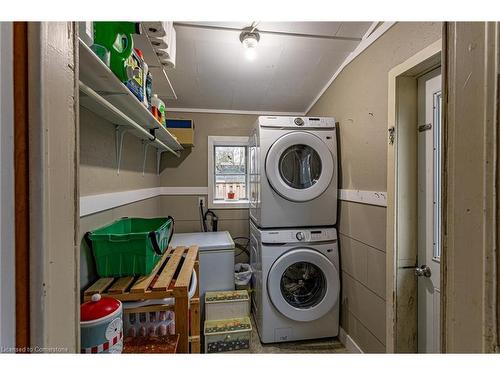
[93,22,140,83]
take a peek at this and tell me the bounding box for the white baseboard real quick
[339,327,364,353]
[81,187,387,217]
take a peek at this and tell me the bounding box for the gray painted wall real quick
[308,22,442,352]
[80,107,160,196]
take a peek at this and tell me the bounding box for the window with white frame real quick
[208,136,250,208]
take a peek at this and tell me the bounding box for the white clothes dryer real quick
[249,116,338,228]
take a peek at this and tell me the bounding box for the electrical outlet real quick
[198,197,205,207]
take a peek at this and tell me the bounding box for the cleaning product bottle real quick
[92,22,140,83]
[151,94,166,126]
[145,71,153,109]
[124,48,145,102]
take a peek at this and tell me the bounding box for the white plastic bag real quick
[234,263,252,286]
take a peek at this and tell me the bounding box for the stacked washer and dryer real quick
[249,116,341,343]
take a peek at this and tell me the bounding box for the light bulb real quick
[245,47,257,61]
[242,34,258,49]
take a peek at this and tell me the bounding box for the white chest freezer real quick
[169,231,235,310]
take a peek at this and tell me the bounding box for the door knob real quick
[415,264,432,278]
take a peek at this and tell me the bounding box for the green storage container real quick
[85,217,174,277]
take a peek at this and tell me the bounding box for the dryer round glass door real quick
[265,132,334,202]
[267,248,340,322]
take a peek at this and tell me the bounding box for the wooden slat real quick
[84,277,115,296]
[190,297,200,353]
[175,295,189,353]
[130,247,172,293]
[107,276,135,294]
[175,246,199,289]
[152,246,186,291]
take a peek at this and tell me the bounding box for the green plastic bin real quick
[85,217,174,277]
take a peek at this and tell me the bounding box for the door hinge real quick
[388,126,395,145]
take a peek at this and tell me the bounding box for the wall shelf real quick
[78,39,183,153]
[79,82,180,175]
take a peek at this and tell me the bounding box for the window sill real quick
[209,199,250,209]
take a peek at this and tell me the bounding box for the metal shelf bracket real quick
[157,149,168,176]
[142,139,156,176]
[115,125,131,175]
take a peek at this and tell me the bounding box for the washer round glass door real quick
[267,248,339,322]
[265,132,334,202]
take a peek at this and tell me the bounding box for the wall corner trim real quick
[339,327,364,353]
[305,21,396,114]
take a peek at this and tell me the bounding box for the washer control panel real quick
[261,227,337,244]
[259,116,336,129]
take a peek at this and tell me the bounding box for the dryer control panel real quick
[259,116,336,129]
[261,227,337,244]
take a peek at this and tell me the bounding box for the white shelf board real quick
[79,82,179,158]
[133,33,177,100]
[78,39,183,152]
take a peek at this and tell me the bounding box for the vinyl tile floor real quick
[226,315,349,354]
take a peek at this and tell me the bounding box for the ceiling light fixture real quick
[240,23,260,61]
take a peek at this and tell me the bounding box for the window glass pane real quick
[214,146,247,201]
[433,92,442,260]
[215,146,246,174]
[279,145,322,189]
[215,175,247,200]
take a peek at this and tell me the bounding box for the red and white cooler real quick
[80,294,123,354]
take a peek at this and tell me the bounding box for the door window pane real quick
[214,146,247,200]
[280,262,326,309]
[433,92,442,260]
[279,145,322,189]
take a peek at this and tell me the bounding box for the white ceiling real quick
[165,22,374,114]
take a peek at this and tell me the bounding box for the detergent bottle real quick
[93,22,140,83]
[151,94,166,126]
[125,48,145,102]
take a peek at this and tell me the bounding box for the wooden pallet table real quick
[84,245,200,353]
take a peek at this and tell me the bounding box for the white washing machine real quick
[250,221,340,343]
[249,116,338,228]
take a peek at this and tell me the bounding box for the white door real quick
[417,68,442,353]
[265,132,334,202]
